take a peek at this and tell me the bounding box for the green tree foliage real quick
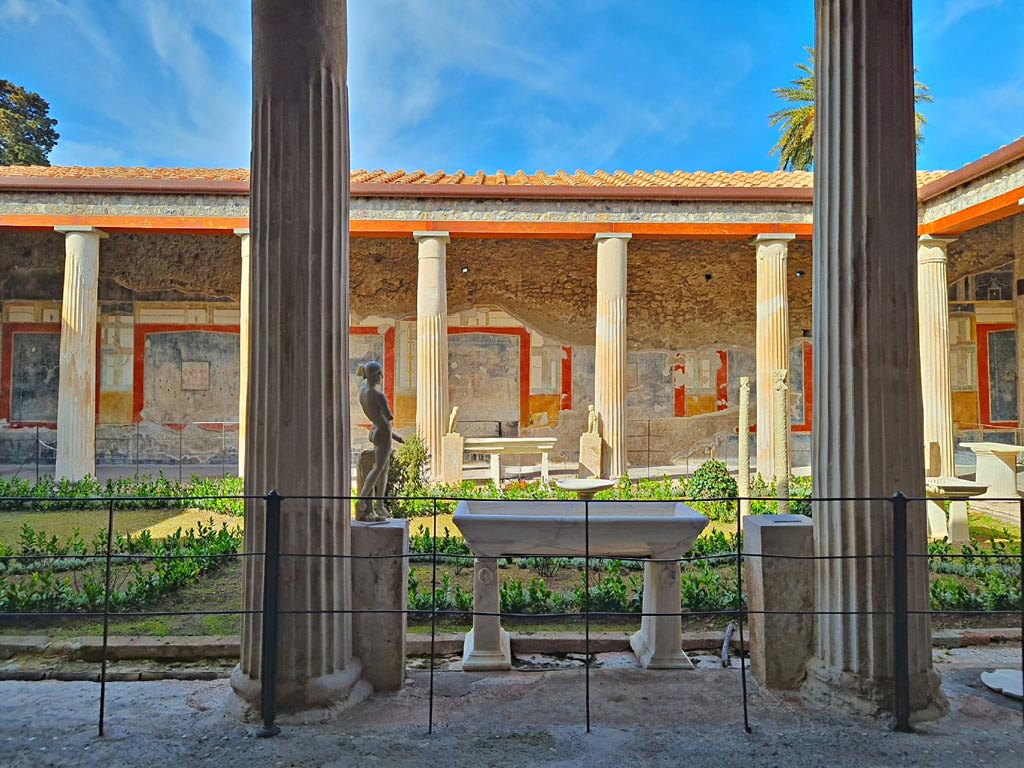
[0,80,60,166]
[768,47,932,171]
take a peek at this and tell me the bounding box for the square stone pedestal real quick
[352,519,409,691]
[441,433,464,485]
[579,434,603,479]
[744,514,814,689]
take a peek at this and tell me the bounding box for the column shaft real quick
[234,0,363,713]
[54,226,104,481]
[594,233,629,479]
[414,232,450,480]
[812,0,938,714]
[917,237,955,478]
[755,235,794,480]
[236,229,251,479]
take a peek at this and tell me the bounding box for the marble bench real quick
[452,499,708,671]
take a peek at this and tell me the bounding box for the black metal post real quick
[890,491,912,733]
[34,426,39,483]
[178,429,183,484]
[257,490,283,737]
[584,497,591,734]
[429,495,438,734]
[98,497,115,737]
[735,496,751,732]
[135,423,140,478]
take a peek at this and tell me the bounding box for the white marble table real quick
[924,476,988,544]
[453,499,708,672]
[960,442,1024,499]
[463,436,558,483]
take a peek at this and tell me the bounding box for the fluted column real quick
[594,233,630,479]
[811,0,938,715]
[235,228,251,479]
[754,234,794,480]
[414,231,450,480]
[233,0,365,713]
[918,236,955,478]
[54,225,105,481]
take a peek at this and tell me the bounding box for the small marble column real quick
[917,236,956,478]
[774,369,790,515]
[811,0,939,716]
[754,234,794,480]
[235,228,251,478]
[594,233,630,480]
[738,377,751,520]
[54,225,105,481]
[414,232,450,480]
[1013,216,1024,432]
[233,0,368,714]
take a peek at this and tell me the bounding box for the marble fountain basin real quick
[452,499,709,558]
[452,499,709,671]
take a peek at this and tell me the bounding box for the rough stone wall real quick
[0,191,248,219]
[947,214,1022,282]
[350,237,813,350]
[920,158,1024,225]
[0,230,239,301]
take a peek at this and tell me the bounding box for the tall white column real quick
[233,0,367,714]
[754,234,794,480]
[594,233,630,479]
[414,232,450,480]
[812,0,939,715]
[918,236,956,478]
[235,228,251,479]
[54,225,105,481]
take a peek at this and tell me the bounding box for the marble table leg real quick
[947,500,970,545]
[463,557,511,671]
[630,554,692,669]
[541,452,549,480]
[926,499,949,541]
[489,454,502,485]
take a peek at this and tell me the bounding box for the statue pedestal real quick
[441,433,464,485]
[579,434,603,479]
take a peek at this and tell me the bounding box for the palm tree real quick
[769,47,933,171]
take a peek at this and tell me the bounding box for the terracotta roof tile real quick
[0,164,957,190]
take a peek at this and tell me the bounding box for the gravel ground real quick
[1,649,1021,768]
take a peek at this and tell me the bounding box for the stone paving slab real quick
[0,649,1020,768]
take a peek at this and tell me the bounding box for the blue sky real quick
[0,0,1021,173]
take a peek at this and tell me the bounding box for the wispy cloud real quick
[930,0,1004,36]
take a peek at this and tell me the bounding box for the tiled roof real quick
[0,164,950,189]
[0,166,248,181]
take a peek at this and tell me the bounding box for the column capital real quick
[233,227,251,237]
[751,233,796,245]
[54,225,107,238]
[413,231,450,244]
[594,232,631,242]
[918,235,956,264]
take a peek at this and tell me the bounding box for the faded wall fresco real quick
[986,328,1017,423]
[10,332,59,422]
[449,332,520,427]
[141,331,239,424]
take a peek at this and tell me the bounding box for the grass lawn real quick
[0,508,241,546]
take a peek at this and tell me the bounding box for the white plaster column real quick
[414,231,450,480]
[754,234,794,480]
[594,233,630,479]
[917,236,956,478]
[54,225,105,481]
[233,0,367,714]
[235,228,251,479]
[811,0,939,715]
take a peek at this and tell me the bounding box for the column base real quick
[462,627,512,671]
[802,660,946,722]
[629,628,694,669]
[229,659,372,720]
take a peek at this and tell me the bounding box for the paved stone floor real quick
[1,649,1020,767]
